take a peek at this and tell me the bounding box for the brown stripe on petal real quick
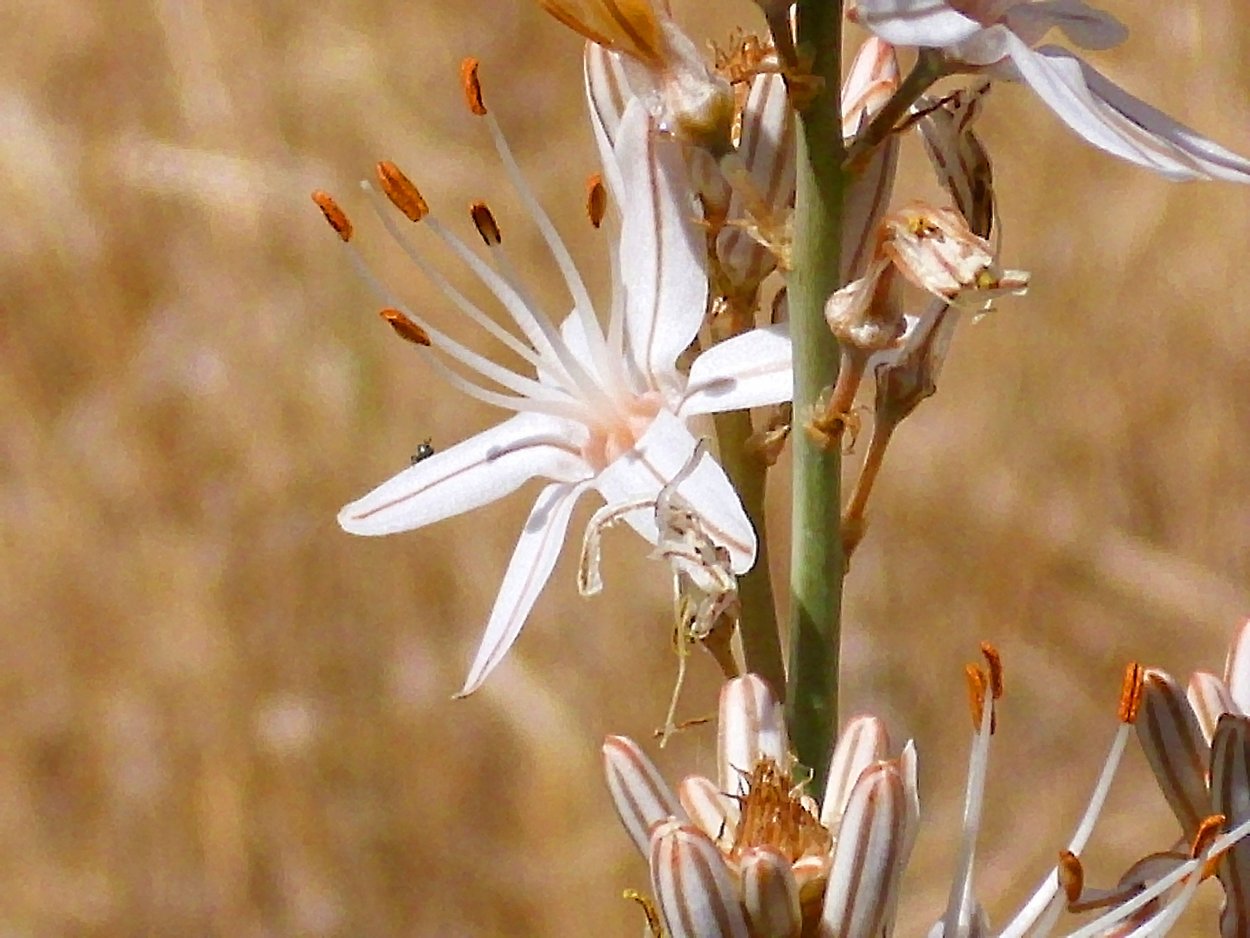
[821,714,888,831]
[1137,668,1214,838]
[718,674,785,793]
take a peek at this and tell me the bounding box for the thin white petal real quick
[1226,619,1250,714]
[1013,41,1250,181]
[338,412,589,536]
[584,42,630,203]
[593,410,756,573]
[615,102,708,392]
[458,480,589,695]
[603,735,685,856]
[853,0,984,48]
[679,324,794,418]
[719,674,788,793]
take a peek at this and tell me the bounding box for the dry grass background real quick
[4,0,1250,934]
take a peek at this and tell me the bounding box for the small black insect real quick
[410,438,435,465]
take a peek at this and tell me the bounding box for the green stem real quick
[712,409,785,695]
[785,0,845,794]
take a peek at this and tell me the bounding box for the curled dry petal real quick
[604,735,686,856]
[1136,668,1215,839]
[650,821,751,938]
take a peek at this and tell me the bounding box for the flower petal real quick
[583,41,631,202]
[820,760,912,938]
[679,324,794,417]
[603,735,686,856]
[1190,671,1237,746]
[1010,40,1250,181]
[650,820,751,938]
[615,101,708,392]
[740,846,801,938]
[1225,619,1250,715]
[821,713,891,831]
[678,775,738,848]
[338,412,589,536]
[458,480,589,695]
[1211,713,1250,938]
[718,674,788,794]
[852,0,984,48]
[594,409,756,573]
[1003,0,1127,50]
[1136,668,1215,838]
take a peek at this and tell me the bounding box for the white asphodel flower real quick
[851,0,1250,181]
[321,61,792,696]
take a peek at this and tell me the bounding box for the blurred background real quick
[4,0,1250,934]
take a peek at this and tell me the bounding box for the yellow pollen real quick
[311,190,352,241]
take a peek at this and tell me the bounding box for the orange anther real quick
[586,173,607,229]
[980,642,1003,700]
[376,162,429,223]
[1118,662,1144,724]
[469,202,502,246]
[1058,851,1084,905]
[964,664,988,732]
[461,58,487,116]
[380,309,431,346]
[311,190,352,242]
[1192,813,1226,859]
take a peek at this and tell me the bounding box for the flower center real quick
[579,392,664,471]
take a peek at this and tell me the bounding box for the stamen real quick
[461,57,487,116]
[980,642,1004,700]
[470,201,503,246]
[1059,851,1084,905]
[1119,661,1144,723]
[376,161,429,222]
[380,308,431,346]
[586,173,608,228]
[311,190,353,241]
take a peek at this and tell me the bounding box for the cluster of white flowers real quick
[314,0,1250,933]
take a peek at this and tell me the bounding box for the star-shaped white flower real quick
[852,0,1250,181]
[334,72,792,696]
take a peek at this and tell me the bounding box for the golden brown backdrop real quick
[4,0,1250,934]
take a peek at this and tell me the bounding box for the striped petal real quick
[604,735,685,856]
[1190,671,1237,746]
[678,774,738,849]
[740,846,802,938]
[1211,713,1250,938]
[1136,668,1214,838]
[718,673,788,795]
[650,821,751,938]
[821,714,891,831]
[820,760,912,938]
[1225,619,1250,716]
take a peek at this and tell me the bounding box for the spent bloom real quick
[603,651,1250,937]
[322,63,793,695]
[851,0,1250,181]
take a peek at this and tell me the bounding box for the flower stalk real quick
[786,0,847,792]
